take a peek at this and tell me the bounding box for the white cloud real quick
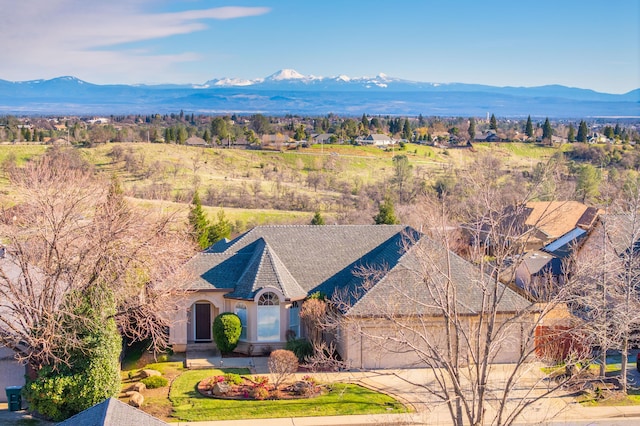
[0,1,270,83]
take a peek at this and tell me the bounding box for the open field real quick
[0,141,571,227]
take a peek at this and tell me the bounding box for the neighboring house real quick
[523,201,599,249]
[312,133,333,144]
[0,253,27,402]
[474,131,500,142]
[362,134,394,146]
[588,133,610,144]
[515,227,589,295]
[168,225,532,369]
[184,136,208,147]
[474,201,599,253]
[56,397,167,426]
[261,134,292,145]
[0,346,24,403]
[578,214,640,262]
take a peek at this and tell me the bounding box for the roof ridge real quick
[262,242,305,299]
[233,238,267,296]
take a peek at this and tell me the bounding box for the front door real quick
[194,303,211,341]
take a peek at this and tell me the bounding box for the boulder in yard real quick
[212,382,230,396]
[131,382,146,393]
[126,391,144,407]
[141,369,162,378]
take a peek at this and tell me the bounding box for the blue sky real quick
[0,0,638,93]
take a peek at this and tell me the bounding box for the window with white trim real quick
[234,303,247,340]
[257,292,280,341]
[288,301,300,338]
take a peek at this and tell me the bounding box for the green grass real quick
[0,144,48,164]
[141,361,185,375]
[168,368,407,422]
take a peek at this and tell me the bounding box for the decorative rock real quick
[212,382,230,396]
[127,391,144,407]
[141,369,161,378]
[292,381,313,395]
[132,382,146,392]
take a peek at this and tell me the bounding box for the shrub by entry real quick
[213,312,242,353]
[268,349,299,390]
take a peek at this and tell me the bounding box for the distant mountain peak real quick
[266,69,306,81]
[51,76,86,84]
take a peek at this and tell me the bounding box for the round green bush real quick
[141,376,168,389]
[213,312,242,353]
[285,338,313,362]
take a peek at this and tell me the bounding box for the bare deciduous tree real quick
[0,149,194,371]
[317,155,592,425]
[573,174,640,391]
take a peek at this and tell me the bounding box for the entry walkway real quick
[185,353,269,372]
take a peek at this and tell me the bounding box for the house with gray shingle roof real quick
[362,133,395,146]
[168,225,532,368]
[56,397,167,426]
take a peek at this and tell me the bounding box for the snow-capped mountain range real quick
[0,69,637,117]
[202,69,433,89]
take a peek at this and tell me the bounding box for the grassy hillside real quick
[0,141,567,228]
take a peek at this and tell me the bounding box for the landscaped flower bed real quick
[197,373,323,400]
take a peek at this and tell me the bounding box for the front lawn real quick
[168,368,408,422]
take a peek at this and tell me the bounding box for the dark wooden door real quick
[195,303,211,341]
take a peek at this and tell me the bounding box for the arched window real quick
[258,292,279,306]
[234,303,247,340]
[257,291,280,341]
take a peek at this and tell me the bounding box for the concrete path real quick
[185,353,269,373]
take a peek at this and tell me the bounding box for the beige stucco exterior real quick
[169,288,303,355]
[337,314,533,370]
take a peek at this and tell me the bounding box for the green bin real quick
[5,386,22,411]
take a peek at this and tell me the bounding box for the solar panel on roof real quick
[543,227,586,253]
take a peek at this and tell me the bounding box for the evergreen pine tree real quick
[568,123,576,142]
[468,117,476,140]
[361,113,369,130]
[402,118,412,140]
[490,114,498,130]
[577,120,589,142]
[374,197,399,225]
[525,115,534,138]
[188,191,210,249]
[542,118,553,141]
[311,210,325,225]
[208,209,232,245]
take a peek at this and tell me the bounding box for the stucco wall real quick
[169,291,226,352]
[169,289,301,354]
[340,315,531,369]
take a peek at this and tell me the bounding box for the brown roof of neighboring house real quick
[525,201,600,240]
[185,136,207,146]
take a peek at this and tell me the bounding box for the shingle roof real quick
[56,398,167,426]
[525,201,598,240]
[183,225,530,315]
[186,225,414,300]
[225,238,307,300]
[347,237,530,317]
